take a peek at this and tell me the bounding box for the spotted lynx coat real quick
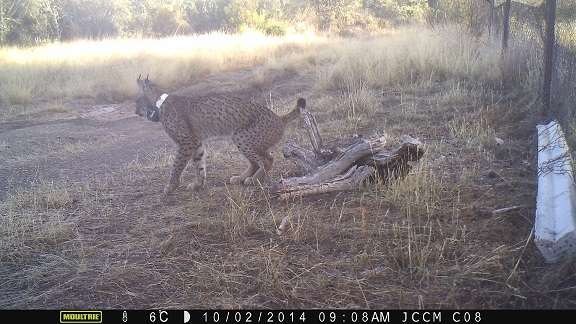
[135,76,306,194]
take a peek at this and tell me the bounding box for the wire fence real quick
[451,0,576,191]
[432,1,575,139]
[503,0,576,137]
[500,0,576,262]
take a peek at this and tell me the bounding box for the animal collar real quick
[156,94,168,109]
[147,94,168,122]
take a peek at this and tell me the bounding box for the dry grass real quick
[0,30,325,114]
[1,25,575,309]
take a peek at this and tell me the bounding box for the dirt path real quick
[0,68,313,200]
[0,104,160,198]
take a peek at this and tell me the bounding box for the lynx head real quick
[135,75,163,122]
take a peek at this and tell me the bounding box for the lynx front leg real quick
[187,143,207,190]
[164,145,194,195]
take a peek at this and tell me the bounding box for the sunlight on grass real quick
[316,25,509,93]
[0,30,326,110]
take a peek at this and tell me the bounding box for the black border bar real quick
[0,309,570,324]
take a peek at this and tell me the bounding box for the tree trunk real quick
[502,0,512,52]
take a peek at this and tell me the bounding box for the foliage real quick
[1,0,574,45]
[224,0,264,31]
[150,3,191,36]
[186,0,229,33]
[0,0,417,45]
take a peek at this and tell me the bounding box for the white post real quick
[535,120,576,262]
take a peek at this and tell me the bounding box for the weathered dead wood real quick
[282,135,388,187]
[493,205,522,215]
[360,135,424,180]
[301,108,324,153]
[277,109,424,198]
[278,165,376,199]
[283,140,325,174]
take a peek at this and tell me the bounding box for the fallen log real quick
[276,109,425,199]
[282,135,388,187]
[277,165,377,199]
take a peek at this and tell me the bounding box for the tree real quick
[312,0,360,29]
[58,0,129,40]
[224,0,262,31]
[151,3,191,36]
[0,0,49,44]
[186,0,230,33]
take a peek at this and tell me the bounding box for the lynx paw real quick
[243,177,259,186]
[244,169,266,185]
[163,184,178,195]
[187,180,205,191]
[230,175,247,185]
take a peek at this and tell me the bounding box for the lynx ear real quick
[137,75,146,92]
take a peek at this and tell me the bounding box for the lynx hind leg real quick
[243,151,273,186]
[231,130,274,186]
[230,133,257,185]
[186,143,207,191]
[230,160,258,185]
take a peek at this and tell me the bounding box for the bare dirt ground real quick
[0,104,155,199]
[1,67,575,310]
[0,69,311,200]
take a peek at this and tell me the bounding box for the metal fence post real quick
[542,0,556,122]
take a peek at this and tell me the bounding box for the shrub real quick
[264,20,287,37]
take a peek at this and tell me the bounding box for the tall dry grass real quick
[0,30,325,112]
[315,26,506,90]
[292,25,540,142]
